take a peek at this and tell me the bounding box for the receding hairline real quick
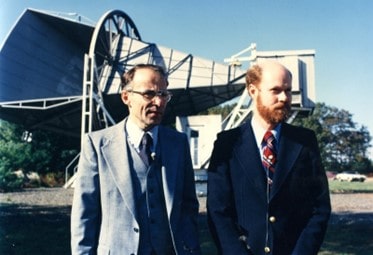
[121,64,168,90]
[246,61,292,87]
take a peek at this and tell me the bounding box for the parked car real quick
[335,171,367,182]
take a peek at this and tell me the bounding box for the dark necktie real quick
[139,133,153,166]
[262,131,277,180]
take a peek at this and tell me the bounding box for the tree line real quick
[292,102,372,174]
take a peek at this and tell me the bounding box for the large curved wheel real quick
[84,10,142,131]
[89,10,141,94]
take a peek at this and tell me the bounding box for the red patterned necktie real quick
[262,131,277,180]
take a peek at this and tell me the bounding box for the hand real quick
[238,235,255,255]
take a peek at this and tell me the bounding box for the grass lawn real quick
[329,179,373,193]
[319,221,373,255]
[0,204,71,255]
[1,205,372,255]
[200,180,373,254]
[0,180,372,254]
[198,212,373,255]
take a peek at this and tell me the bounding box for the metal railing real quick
[63,153,80,188]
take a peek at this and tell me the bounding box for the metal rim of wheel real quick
[88,10,142,93]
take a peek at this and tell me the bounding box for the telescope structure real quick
[0,9,316,184]
[0,8,246,140]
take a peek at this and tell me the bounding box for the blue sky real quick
[1,0,373,158]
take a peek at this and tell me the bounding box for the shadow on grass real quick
[198,211,373,255]
[1,203,372,255]
[319,212,373,255]
[0,203,71,255]
[199,213,218,254]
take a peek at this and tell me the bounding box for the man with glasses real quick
[71,64,201,255]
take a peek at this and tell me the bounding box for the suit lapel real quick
[101,120,137,219]
[158,127,177,217]
[270,123,302,199]
[233,122,268,201]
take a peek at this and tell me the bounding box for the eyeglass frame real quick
[126,89,173,102]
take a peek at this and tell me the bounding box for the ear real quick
[121,90,130,106]
[247,84,256,97]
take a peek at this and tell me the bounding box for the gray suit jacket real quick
[71,119,200,255]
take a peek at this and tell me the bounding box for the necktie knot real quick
[263,131,275,148]
[262,131,277,178]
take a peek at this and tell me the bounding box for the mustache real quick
[275,102,291,110]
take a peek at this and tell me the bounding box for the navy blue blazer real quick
[207,120,331,255]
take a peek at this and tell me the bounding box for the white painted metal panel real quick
[256,50,316,108]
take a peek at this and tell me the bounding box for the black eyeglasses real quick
[127,89,172,102]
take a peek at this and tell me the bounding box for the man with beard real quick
[71,64,201,255]
[207,61,331,255]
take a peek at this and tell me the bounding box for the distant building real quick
[176,115,222,169]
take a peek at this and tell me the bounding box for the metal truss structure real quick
[0,9,316,186]
[80,10,247,140]
[0,8,245,139]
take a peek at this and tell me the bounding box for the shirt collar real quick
[125,118,158,151]
[251,117,281,149]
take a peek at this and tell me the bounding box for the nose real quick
[278,90,291,102]
[152,95,164,106]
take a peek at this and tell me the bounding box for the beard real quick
[257,95,291,125]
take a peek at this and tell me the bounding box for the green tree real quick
[0,120,79,191]
[0,121,31,191]
[293,103,372,174]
